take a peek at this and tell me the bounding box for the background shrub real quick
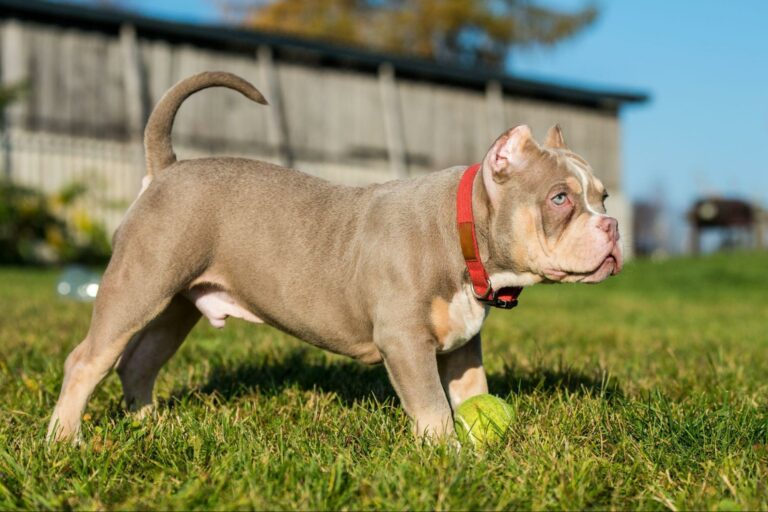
[0,180,111,265]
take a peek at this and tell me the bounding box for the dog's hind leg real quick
[47,256,194,443]
[116,295,200,415]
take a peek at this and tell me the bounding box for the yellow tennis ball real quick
[454,394,515,447]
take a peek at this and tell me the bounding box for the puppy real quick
[47,72,622,442]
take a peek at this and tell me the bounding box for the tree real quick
[222,0,598,69]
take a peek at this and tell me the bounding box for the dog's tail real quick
[144,71,268,176]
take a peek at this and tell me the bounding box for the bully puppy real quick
[47,72,622,442]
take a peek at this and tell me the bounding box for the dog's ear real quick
[544,124,567,149]
[486,125,537,178]
[482,125,539,208]
[485,125,538,180]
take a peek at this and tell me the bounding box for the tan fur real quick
[47,73,621,443]
[430,297,452,347]
[117,296,200,412]
[429,291,487,353]
[437,336,487,408]
[566,176,583,194]
[144,72,267,175]
[544,124,567,149]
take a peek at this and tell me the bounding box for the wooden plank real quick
[146,39,173,110]
[173,43,203,142]
[113,38,130,135]
[258,45,293,166]
[60,28,79,131]
[0,19,27,178]
[378,63,407,178]
[485,80,505,142]
[1,20,26,122]
[398,79,433,169]
[119,23,146,141]
[119,23,146,189]
[35,29,60,133]
[236,54,269,147]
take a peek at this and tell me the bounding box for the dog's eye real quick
[551,193,568,206]
[602,192,610,202]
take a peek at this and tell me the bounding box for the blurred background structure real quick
[688,198,766,255]
[0,0,645,247]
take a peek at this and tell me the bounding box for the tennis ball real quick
[454,394,515,448]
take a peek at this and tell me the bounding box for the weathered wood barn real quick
[0,0,647,244]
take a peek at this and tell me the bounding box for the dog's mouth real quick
[579,254,619,283]
[543,243,623,284]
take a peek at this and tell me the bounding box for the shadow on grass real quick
[488,360,624,402]
[167,349,623,408]
[174,350,396,406]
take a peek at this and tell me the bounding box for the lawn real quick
[1,251,767,510]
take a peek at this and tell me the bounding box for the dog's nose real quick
[597,217,619,239]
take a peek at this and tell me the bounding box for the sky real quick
[68,0,768,214]
[512,0,768,212]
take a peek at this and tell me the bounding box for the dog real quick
[47,71,622,442]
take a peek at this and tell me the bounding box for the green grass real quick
[1,251,768,510]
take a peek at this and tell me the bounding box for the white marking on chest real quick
[566,157,605,217]
[438,286,489,353]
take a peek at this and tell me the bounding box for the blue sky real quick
[74,0,768,212]
[513,0,768,213]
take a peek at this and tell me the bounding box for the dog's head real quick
[481,125,623,285]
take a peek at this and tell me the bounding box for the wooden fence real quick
[0,16,630,244]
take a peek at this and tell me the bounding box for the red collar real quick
[456,164,522,309]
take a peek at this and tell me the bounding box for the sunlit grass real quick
[1,251,767,509]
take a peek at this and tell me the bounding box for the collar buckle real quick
[488,296,519,309]
[473,285,519,309]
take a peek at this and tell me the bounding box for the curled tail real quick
[143,71,268,176]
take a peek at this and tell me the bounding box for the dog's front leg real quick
[375,326,454,440]
[437,334,488,409]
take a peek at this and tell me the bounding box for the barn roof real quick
[0,0,649,110]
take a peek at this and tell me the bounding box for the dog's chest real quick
[430,287,489,353]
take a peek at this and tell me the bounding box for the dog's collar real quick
[456,164,522,309]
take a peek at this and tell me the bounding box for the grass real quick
[1,251,768,510]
